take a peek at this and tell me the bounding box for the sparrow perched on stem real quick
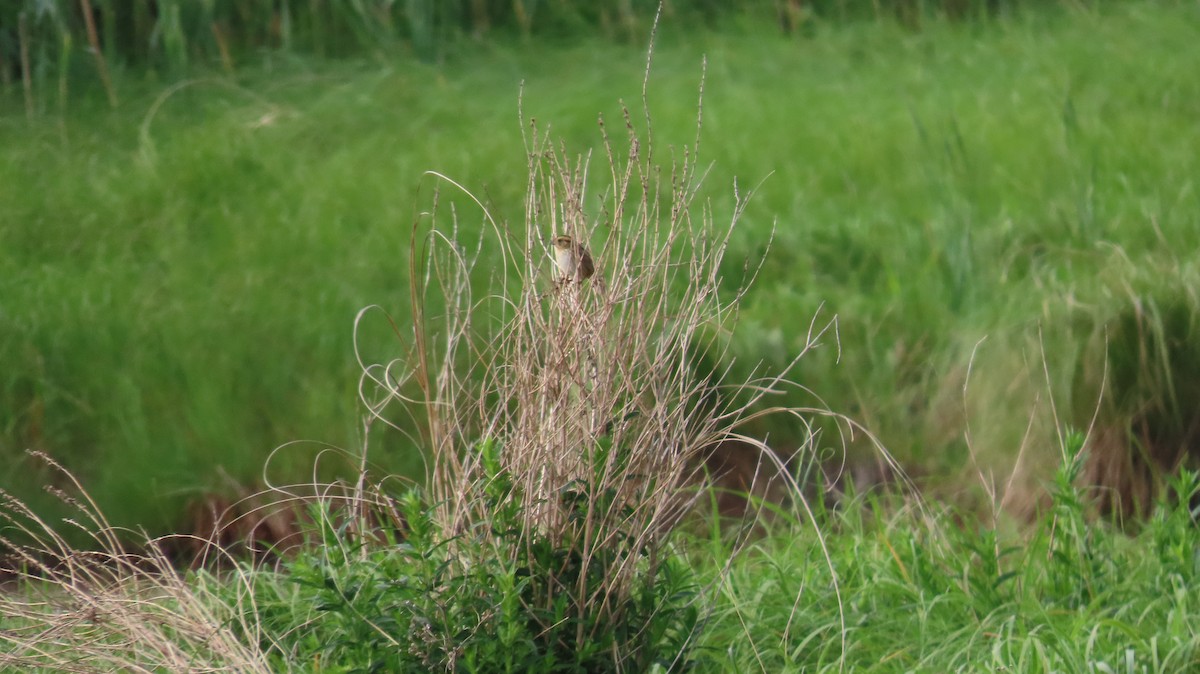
[552,235,595,283]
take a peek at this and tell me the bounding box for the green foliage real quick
[245,445,704,672]
[0,0,1084,92]
[3,1,1198,541]
[1069,272,1200,518]
[698,428,1200,672]
[4,4,1200,671]
[213,428,1200,672]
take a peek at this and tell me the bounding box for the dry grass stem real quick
[0,453,272,673]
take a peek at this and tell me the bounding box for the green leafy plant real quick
[247,449,704,673]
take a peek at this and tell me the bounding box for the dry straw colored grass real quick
[353,59,822,653]
[348,39,908,660]
[0,452,274,673]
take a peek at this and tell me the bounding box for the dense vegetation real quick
[2,1,1199,671]
[3,0,1078,86]
[4,1,1197,533]
[6,434,1199,671]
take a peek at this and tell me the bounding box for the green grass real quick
[105,433,1196,673]
[1,0,1069,92]
[695,440,1200,672]
[4,4,1200,668]
[6,437,1199,671]
[3,3,1199,534]
[208,448,1200,673]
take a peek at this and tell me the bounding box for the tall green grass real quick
[0,0,1132,113]
[2,2,1199,537]
[11,425,1196,671]
[1,0,1091,66]
[209,439,1200,672]
[3,5,1200,669]
[696,433,1200,672]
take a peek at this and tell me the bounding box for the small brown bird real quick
[552,235,594,282]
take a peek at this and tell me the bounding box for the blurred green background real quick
[2,0,1198,536]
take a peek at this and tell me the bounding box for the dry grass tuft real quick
[351,50,906,663]
[0,452,273,673]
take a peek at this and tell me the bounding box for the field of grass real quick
[3,2,1200,670]
[6,435,1199,671]
[4,2,1198,534]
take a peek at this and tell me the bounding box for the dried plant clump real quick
[349,45,896,666]
[369,109,776,526]
[0,452,273,673]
